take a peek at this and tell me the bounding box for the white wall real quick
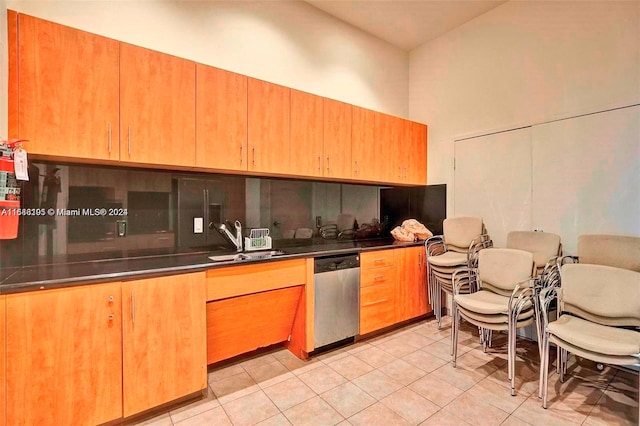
[409,1,640,217]
[5,0,409,117]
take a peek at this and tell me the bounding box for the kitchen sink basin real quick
[208,250,286,262]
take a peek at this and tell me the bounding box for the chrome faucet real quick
[218,220,243,252]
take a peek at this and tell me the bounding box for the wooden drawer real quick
[359,282,396,334]
[206,259,306,301]
[360,265,395,288]
[361,249,395,269]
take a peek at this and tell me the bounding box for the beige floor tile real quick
[380,387,439,425]
[263,376,317,411]
[133,411,173,426]
[256,413,293,425]
[298,364,348,393]
[321,382,376,418]
[484,364,540,397]
[412,323,452,341]
[453,348,504,377]
[245,359,294,388]
[420,340,458,362]
[375,336,423,358]
[408,373,465,408]
[510,395,583,426]
[378,358,427,386]
[279,353,324,375]
[347,401,411,426]
[317,347,351,363]
[207,363,245,383]
[346,341,374,355]
[466,376,529,414]
[401,349,449,373]
[284,396,344,426]
[500,415,534,426]
[417,410,472,426]
[351,370,403,400]
[222,390,280,426]
[239,353,279,370]
[173,406,232,426]
[169,387,220,423]
[440,392,510,426]
[583,378,639,426]
[394,330,438,349]
[326,354,375,380]
[352,345,397,368]
[209,371,260,405]
[430,358,487,391]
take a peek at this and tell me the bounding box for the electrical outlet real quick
[194,217,204,233]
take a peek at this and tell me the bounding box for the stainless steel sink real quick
[208,250,286,262]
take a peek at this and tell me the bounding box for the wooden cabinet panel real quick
[290,90,324,177]
[6,283,122,426]
[196,64,248,171]
[351,106,377,181]
[207,286,303,364]
[0,296,5,426]
[360,283,396,334]
[16,13,119,160]
[120,43,196,167]
[361,249,396,270]
[122,273,206,417]
[396,246,431,322]
[375,112,404,184]
[206,259,306,301]
[324,98,352,179]
[407,121,428,184]
[248,78,291,174]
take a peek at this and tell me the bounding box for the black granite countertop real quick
[0,238,424,294]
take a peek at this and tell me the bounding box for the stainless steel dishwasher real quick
[314,253,360,349]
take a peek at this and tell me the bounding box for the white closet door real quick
[454,127,532,248]
[532,105,640,255]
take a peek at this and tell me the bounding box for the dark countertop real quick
[0,238,424,294]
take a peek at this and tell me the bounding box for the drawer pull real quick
[374,275,385,281]
[363,298,389,307]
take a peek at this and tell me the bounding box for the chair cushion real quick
[506,231,561,269]
[547,315,640,357]
[427,251,467,267]
[549,335,640,366]
[454,290,511,315]
[578,234,640,272]
[443,216,483,248]
[458,305,534,325]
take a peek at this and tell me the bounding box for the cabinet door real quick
[290,90,323,177]
[324,99,352,179]
[248,78,291,174]
[360,250,397,334]
[0,296,5,426]
[396,246,431,322]
[351,105,377,182]
[6,283,122,426]
[196,64,248,171]
[16,14,119,160]
[120,43,196,167]
[122,273,206,417]
[375,112,404,184]
[407,121,428,185]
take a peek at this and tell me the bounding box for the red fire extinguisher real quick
[0,139,28,239]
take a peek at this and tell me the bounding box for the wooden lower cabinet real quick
[6,283,123,426]
[0,296,5,426]
[359,247,431,335]
[122,273,207,417]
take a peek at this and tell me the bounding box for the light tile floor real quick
[135,316,639,426]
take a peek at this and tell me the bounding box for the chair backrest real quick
[560,263,640,327]
[478,248,535,296]
[577,234,640,272]
[443,216,484,253]
[506,231,561,274]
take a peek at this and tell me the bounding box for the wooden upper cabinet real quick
[6,283,123,426]
[120,43,196,167]
[0,296,5,426]
[248,78,291,175]
[375,112,404,184]
[14,13,120,160]
[324,98,352,179]
[407,121,428,185]
[396,246,431,322]
[196,64,248,171]
[290,90,324,177]
[351,105,377,182]
[122,273,206,417]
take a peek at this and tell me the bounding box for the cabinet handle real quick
[240,145,243,165]
[398,166,402,178]
[374,275,385,281]
[405,165,408,180]
[355,160,358,174]
[318,156,321,171]
[326,156,330,172]
[108,314,114,321]
[108,295,114,303]
[374,258,386,264]
[252,147,256,166]
[131,290,135,324]
[128,126,132,156]
[107,122,112,153]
